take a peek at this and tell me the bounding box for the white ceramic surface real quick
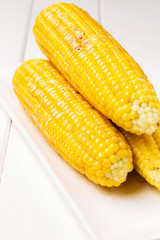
[1,65,160,240]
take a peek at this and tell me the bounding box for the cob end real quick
[131,100,160,135]
[105,157,133,184]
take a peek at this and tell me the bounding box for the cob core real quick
[33,2,160,135]
[12,59,133,187]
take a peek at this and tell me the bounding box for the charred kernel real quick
[74,46,81,51]
[77,32,85,40]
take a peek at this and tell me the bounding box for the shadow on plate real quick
[98,169,152,196]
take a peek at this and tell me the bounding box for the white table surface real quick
[0,0,160,240]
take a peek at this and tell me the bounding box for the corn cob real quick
[153,126,160,149]
[12,59,133,187]
[122,129,160,190]
[33,2,160,135]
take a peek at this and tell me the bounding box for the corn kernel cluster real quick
[122,128,160,190]
[153,126,160,149]
[33,2,160,135]
[13,60,133,187]
[12,2,160,191]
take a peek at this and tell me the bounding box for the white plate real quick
[0,64,160,240]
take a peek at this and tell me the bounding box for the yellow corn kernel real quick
[33,2,160,135]
[121,128,160,191]
[13,59,133,187]
[153,126,160,149]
